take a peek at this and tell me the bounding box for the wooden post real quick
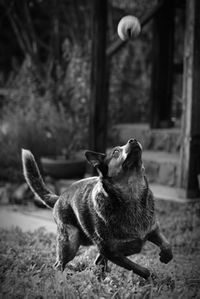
[150,0,175,128]
[89,0,108,154]
[179,0,200,197]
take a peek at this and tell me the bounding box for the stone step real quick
[114,123,181,153]
[150,183,198,203]
[143,150,180,187]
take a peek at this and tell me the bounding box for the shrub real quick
[0,48,89,181]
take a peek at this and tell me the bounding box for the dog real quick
[22,139,173,279]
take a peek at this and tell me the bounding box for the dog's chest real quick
[95,200,151,240]
[95,213,146,255]
[91,181,154,243]
[94,211,149,255]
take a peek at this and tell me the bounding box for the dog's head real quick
[85,139,143,178]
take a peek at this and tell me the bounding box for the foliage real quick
[0,200,200,298]
[0,0,93,181]
[0,47,89,181]
[0,0,91,72]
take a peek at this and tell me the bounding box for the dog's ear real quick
[85,151,107,176]
[85,151,105,168]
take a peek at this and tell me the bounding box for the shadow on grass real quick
[0,200,200,298]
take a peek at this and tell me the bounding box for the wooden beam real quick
[89,0,108,154]
[179,0,200,197]
[150,0,175,128]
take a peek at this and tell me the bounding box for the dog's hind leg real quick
[99,247,150,279]
[54,223,80,271]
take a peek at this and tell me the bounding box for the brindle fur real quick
[22,139,173,279]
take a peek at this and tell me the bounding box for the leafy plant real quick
[0,44,90,181]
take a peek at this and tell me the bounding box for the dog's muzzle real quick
[125,139,142,152]
[122,139,142,169]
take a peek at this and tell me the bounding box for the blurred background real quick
[0,0,185,186]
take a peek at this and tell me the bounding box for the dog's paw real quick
[54,260,64,271]
[159,248,173,264]
[143,268,151,280]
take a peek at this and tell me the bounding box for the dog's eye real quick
[112,149,120,158]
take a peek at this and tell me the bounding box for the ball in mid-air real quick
[117,15,141,41]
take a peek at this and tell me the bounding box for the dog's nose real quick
[128,138,137,144]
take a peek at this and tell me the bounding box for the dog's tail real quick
[22,149,59,208]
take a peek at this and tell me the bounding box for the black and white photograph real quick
[0,0,200,298]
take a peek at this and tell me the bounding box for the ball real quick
[117,15,141,41]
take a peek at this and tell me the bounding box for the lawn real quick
[0,200,200,299]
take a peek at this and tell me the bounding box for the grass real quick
[0,200,200,299]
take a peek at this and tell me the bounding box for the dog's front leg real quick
[147,225,173,264]
[98,247,150,279]
[94,253,108,272]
